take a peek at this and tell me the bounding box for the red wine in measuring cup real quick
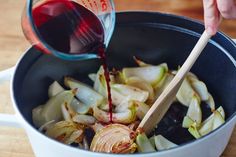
[33,0,104,54]
[33,0,113,122]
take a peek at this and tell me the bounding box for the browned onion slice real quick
[90,124,137,154]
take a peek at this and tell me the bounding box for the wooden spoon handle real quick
[138,30,212,134]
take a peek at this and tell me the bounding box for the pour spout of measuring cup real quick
[22,0,116,61]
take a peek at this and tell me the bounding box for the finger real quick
[216,0,236,19]
[203,0,221,35]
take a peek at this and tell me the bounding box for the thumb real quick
[203,0,221,35]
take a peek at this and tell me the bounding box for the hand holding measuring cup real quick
[21,0,115,60]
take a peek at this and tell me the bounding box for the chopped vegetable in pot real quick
[32,57,225,154]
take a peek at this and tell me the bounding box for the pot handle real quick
[0,67,21,127]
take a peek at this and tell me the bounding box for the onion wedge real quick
[155,73,174,99]
[182,116,194,128]
[32,89,75,128]
[198,110,225,136]
[188,123,201,139]
[212,110,225,130]
[112,84,149,101]
[126,77,154,102]
[48,80,91,114]
[90,124,137,153]
[205,94,215,111]
[93,66,107,96]
[191,80,209,101]
[136,133,155,152]
[93,104,136,124]
[72,114,96,125]
[154,135,177,151]
[186,96,202,125]
[88,73,97,82]
[122,64,167,87]
[70,99,91,115]
[198,116,214,136]
[133,101,150,120]
[32,105,45,128]
[45,121,84,144]
[48,81,64,98]
[176,78,199,107]
[133,56,150,67]
[65,77,105,107]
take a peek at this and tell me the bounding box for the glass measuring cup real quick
[21,0,115,60]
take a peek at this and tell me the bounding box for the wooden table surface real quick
[0,1,235,157]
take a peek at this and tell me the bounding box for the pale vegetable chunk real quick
[91,123,105,132]
[212,110,225,130]
[64,130,83,145]
[186,96,202,125]
[115,99,134,112]
[93,104,136,124]
[126,77,154,102]
[122,64,167,87]
[32,105,45,128]
[90,124,137,153]
[93,66,107,96]
[216,106,225,119]
[176,78,198,107]
[154,135,177,151]
[198,110,225,136]
[110,88,127,106]
[187,72,198,80]
[72,114,96,125]
[149,136,155,148]
[134,101,150,120]
[32,90,75,128]
[136,133,155,153]
[114,100,149,120]
[202,106,225,126]
[188,123,201,139]
[88,73,97,82]
[111,84,149,106]
[133,56,150,67]
[115,100,150,120]
[93,68,149,105]
[65,77,105,106]
[42,90,75,122]
[61,102,76,121]
[154,73,174,98]
[182,116,194,128]
[191,81,209,101]
[45,121,84,144]
[48,81,64,97]
[70,99,91,115]
[38,120,56,132]
[199,116,214,136]
[112,84,149,101]
[205,94,216,111]
[48,81,91,115]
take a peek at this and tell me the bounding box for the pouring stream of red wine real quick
[98,46,113,122]
[32,0,113,122]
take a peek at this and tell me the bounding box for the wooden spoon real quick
[138,30,212,134]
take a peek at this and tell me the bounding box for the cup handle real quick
[0,67,21,128]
